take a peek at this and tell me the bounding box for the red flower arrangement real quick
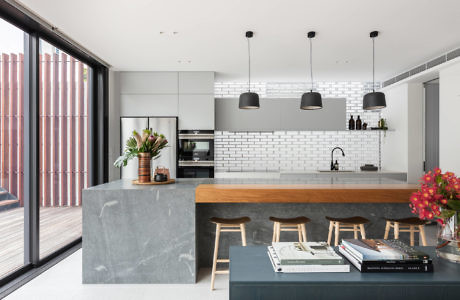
[409,167,460,225]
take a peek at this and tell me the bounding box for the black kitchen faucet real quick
[330,147,345,171]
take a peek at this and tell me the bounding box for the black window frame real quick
[0,1,108,287]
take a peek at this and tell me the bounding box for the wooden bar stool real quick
[384,217,428,246]
[269,216,310,242]
[326,216,370,246]
[210,216,250,290]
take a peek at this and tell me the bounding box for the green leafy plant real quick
[114,129,168,168]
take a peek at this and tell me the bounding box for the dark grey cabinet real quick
[215,98,346,131]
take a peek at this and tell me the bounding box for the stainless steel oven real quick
[178,130,214,178]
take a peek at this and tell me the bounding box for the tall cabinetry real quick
[178,72,215,130]
[118,71,215,129]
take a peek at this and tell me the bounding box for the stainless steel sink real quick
[317,170,354,172]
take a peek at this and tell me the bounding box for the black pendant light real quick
[363,31,386,110]
[301,31,322,110]
[239,31,260,109]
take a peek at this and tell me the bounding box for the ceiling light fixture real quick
[363,31,386,110]
[239,31,259,109]
[301,31,322,110]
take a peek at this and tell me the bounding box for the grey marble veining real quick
[83,187,196,283]
[83,177,413,284]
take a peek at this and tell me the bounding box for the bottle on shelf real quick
[348,115,355,130]
[356,115,362,130]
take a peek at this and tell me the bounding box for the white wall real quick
[407,83,424,183]
[381,83,424,183]
[439,62,460,174]
[381,84,408,173]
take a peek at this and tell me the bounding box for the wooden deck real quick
[0,207,81,278]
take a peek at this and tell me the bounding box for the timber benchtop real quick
[195,184,418,203]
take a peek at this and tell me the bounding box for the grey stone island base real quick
[82,181,198,283]
[82,178,416,284]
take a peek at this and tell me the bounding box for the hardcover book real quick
[271,242,344,265]
[268,247,350,273]
[341,239,430,261]
[338,246,433,273]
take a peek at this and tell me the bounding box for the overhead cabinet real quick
[215,98,346,131]
[179,94,215,129]
[178,72,215,94]
[120,72,178,94]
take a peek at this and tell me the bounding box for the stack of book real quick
[338,239,433,273]
[267,242,350,273]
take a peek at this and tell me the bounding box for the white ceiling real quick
[18,0,460,82]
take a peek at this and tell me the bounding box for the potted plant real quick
[114,129,168,183]
[409,167,460,262]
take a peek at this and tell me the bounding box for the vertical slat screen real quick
[9,54,18,197]
[1,54,10,192]
[0,51,89,208]
[60,53,68,206]
[69,57,76,206]
[77,62,84,206]
[18,53,24,206]
[43,54,51,207]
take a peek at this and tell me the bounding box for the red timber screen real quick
[0,50,90,207]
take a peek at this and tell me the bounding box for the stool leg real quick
[419,225,427,246]
[384,221,391,239]
[327,221,334,245]
[359,224,366,239]
[409,226,415,246]
[240,224,247,246]
[394,222,400,239]
[211,223,221,290]
[334,222,340,246]
[297,224,302,242]
[301,224,307,242]
[353,225,358,239]
[276,222,281,242]
[272,222,276,243]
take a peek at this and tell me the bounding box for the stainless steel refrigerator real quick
[120,117,177,179]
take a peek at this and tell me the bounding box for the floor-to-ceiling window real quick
[38,40,89,259]
[0,17,26,278]
[0,2,108,285]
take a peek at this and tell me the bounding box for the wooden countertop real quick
[195,184,418,203]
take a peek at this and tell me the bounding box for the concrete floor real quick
[5,250,229,300]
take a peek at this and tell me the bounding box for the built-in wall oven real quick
[178,130,214,178]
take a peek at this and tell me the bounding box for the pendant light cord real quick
[309,37,314,91]
[247,37,251,92]
[372,37,375,92]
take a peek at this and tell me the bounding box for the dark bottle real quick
[348,115,355,130]
[356,115,362,130]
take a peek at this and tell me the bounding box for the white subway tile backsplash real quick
[214,81,381,172]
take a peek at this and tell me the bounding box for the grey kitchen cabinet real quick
[215,98,281,131]
[120,72,178,94]
[179,94,215,129]
[178,72,214,94]
[279,98,346,130]
[121,94,178,116]
[215,98,346,131]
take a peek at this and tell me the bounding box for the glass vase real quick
[436,210,460,263]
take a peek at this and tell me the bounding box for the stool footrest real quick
[215,270,229,275]
[216,259,230,263]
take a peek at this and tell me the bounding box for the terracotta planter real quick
[138,153,152,183]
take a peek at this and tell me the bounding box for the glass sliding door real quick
[0,18,26,278]
[38,39,89,259]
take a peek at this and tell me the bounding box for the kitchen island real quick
[82,178,417,284]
